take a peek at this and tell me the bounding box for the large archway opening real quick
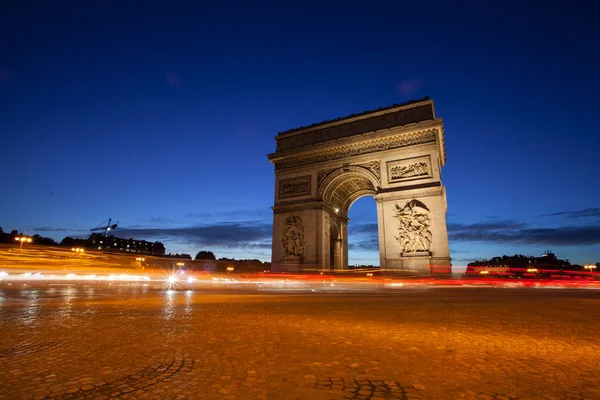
[347,196,379,268]
[319,167,379,270]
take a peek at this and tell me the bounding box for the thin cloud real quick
[541,208,600,218]
[348,223,379,251]
[186,209,271,222]
[447,220,526,232]
[33,227,87,232]
[349,223,378,235]
[115,222,272,249]
[350,219,600,248]
[449,221,600,246]
[148,217,176,225]
[348,238,379,251]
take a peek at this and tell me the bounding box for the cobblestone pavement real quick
[0,284,599,399]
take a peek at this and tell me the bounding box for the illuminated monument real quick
[268,97,451,276]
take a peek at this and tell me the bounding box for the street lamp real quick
[135,257,146,270]
[15,236,32,250]
[71,247,85,257]
[584,264,597,279]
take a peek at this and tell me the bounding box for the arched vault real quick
[319,166,379,215]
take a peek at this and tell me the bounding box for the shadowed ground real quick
[0,284,599,400]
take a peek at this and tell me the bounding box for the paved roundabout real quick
[0,284,599,400]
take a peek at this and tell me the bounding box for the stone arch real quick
[318,166,379,215]
[268,98,451,275]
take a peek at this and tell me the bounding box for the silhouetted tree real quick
[154,242,166,255]
[32,234,58,246]
[60,236,91,248]
[195,251,216,260]
[0,227,9,243]
[0,228,23,243]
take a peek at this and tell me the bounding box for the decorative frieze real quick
[273,129,438,170]
[387,156,432,183]
[390,162,428,180]
[279,175,311,198]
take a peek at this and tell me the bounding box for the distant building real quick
[527,251,571,270]
[89,233,165,255]
[466,250,577,278]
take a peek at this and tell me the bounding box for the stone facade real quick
[268,98,451,276]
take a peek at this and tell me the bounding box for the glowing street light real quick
[71,247,85,256]
[584,264,597,278]
[226,266,234,272]
[15,236,32,250]
[135,257,146,270]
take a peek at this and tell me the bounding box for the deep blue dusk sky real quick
[1,1,599,268]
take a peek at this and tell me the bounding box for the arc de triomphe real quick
[267,98,451,276]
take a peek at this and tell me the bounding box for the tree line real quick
[0,227,59,246]
[2,228,267,264]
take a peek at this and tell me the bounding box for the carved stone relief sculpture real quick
[282,216,305,257]
[365,161,381,180]
[390,162,428,180]
[279,176,311,198]
[317,169,336,188]
[394,200,432,253]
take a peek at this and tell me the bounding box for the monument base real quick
[382,252,451,277]
[400,252,432,276]
[272,258,302,272]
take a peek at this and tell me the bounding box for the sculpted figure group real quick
[395,200,432,253]
[282,216,305,257]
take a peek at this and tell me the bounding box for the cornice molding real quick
[374,186,445,202]
[272,128,438,171]
[272,201,346,220]
[272,201,324,213]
